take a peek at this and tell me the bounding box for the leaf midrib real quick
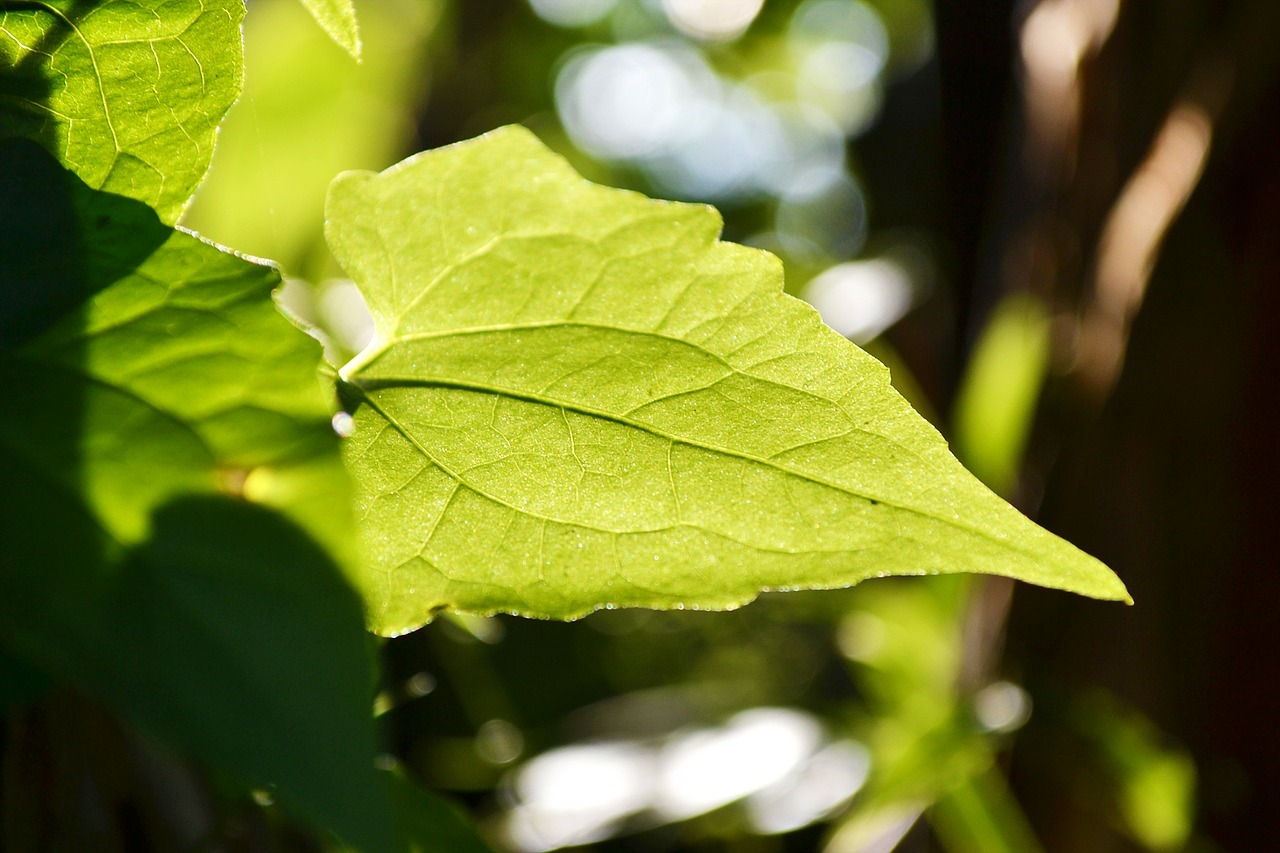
[344,319,926,458]
[342,372,1039,559]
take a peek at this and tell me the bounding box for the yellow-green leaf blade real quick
[328,126,1130,635]
[296,0,362,59]
[0,0,244,223]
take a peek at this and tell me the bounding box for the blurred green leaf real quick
[1124,753,1197,852]
[951,293,1052,496]
[825,800,925,853]
[836,581,986,845]
[0,0,244,223]
[838,579,966,703]
[0,141,390,852]
[326,125,1129,635]
[929,769,1045,853]
[185,0,441,279]
[297,0,362,59]
[1072,693,1197,851]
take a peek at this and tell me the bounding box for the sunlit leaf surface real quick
[328,126,1130,635]
[0,142,390,853]
[0,0,244,223]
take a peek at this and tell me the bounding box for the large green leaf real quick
[0,141,391,852]
[0,0,244,223]
[296,0,362,59]
[336,770,495,853]
[327,126,1130,635]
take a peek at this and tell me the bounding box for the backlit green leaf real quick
[0,141,390,853]
[296,0,362,59]
[328,126,1130,635]
[0,0,244,223]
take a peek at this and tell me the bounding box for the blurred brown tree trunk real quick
[932,0,1280,848]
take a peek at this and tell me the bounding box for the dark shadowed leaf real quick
[336,769,495,853]
[0,141,390,852]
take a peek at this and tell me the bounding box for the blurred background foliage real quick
[179,0,1280,850]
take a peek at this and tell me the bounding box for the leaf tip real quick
[344,20,364,62]
[333,28,362,62]
[299,0,363,60]
[1069,561,1133,605]
[1093,563,1133,605]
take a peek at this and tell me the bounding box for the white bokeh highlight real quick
[501,707,870,851]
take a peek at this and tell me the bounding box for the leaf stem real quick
[338,338,386,382]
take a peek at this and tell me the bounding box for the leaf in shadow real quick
[0,142,389,850]
[0,0,245,222]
